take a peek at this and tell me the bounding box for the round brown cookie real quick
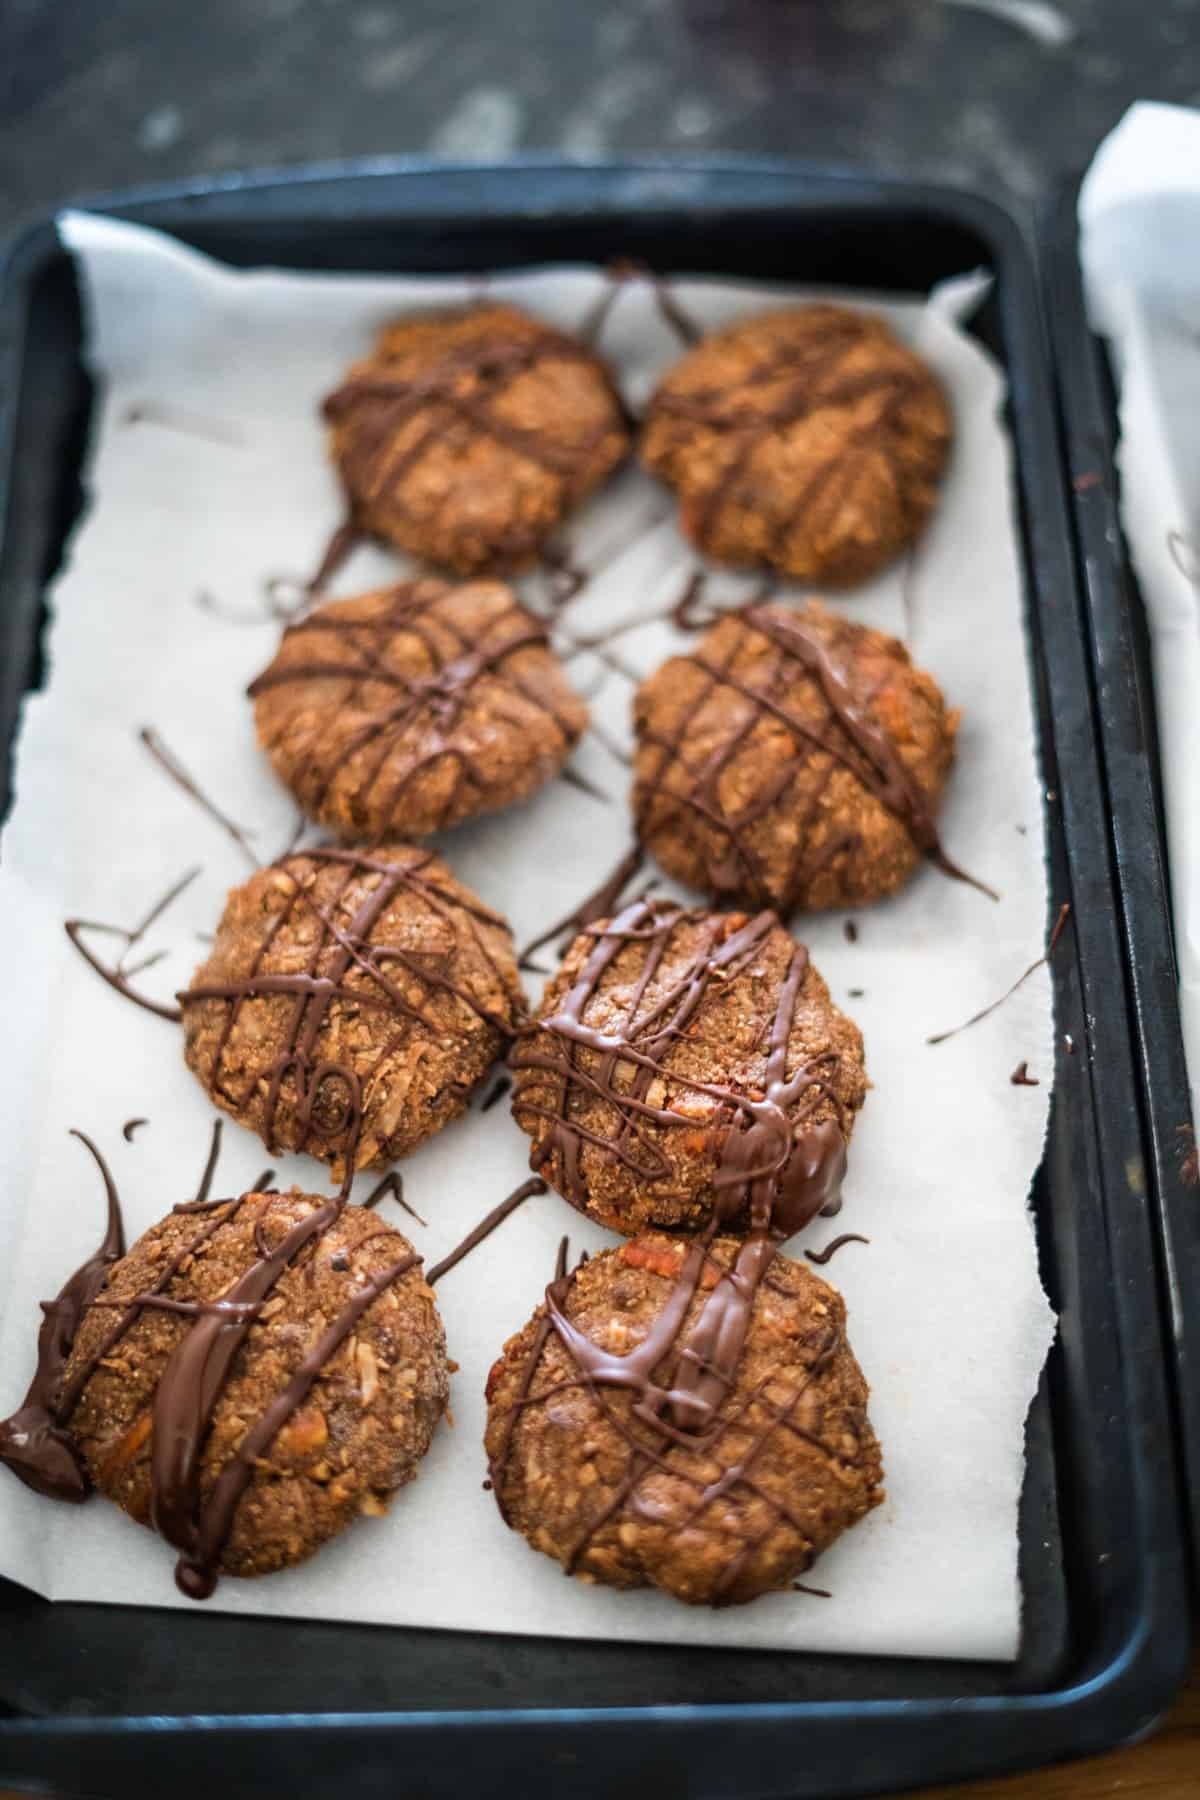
[633,599,959,914]
[509,898,866,1236]
[62,1189,447,1595]
[323,303,631,575]
[180,845,522,1175]
[485,1232,883,1606]
[641,303,951,587]
[248,578,588,840]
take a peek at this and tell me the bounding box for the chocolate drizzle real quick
[802,1232,868,1266]
[636,601,989,913]
[179,845,517,1166]
[579,258,703,353]
[247,579,584,833]
[323,312,629,565]
[517,844,646,970]
[65,866,199,1022]
[512,896,851,1234]
[425,1178,547,1286]
[139,727,258,865]
[0,1132,125,1502]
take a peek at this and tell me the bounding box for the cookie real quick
[181,846,522,1175]
[485,1232,883,1606]
[510,898,865,1236]
[633,599,958,914]
[324,303,630,574]
[60,1188,446,1597]
[641,304,950,586]
[249,578,588,839]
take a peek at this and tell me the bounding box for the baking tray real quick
[0,160,1188,1799]
[1045,178,1200,1575]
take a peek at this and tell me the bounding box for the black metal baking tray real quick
[1045,178,1200,1577]
[0,160,1188,1800]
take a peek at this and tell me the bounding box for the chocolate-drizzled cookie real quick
[249,578,588,840]
[633,600,959,915]
[641,303,950,587]
[324,303,631,574]
[49,1187,445,1598]
[485,1232,883,1606]
[510,898,866,1236]
[180,846,522,1176]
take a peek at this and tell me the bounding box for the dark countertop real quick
[1,0,1197,242]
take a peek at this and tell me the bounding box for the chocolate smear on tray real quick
[0,1132,125,1502]
[1010,1061,1039,1087]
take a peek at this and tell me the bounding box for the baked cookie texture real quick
[641,303,951,587]
[181,846,522,1176]
[510,899,866,1237]
[323,303,631,574]
[249,578,588,840]
[485,1232,883,1606]
[633,599,959,915]
[62,1191,447,1591]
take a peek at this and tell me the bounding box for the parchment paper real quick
[0,213,1055,1660]
[1080,101,1200,1125]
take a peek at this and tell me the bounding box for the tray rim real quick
[0,156,1189,1798]
[1044,175,1200,1568]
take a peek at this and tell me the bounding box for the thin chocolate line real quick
[122,1118,148,1142]
[927,902,1070,1046]
[425,1178,547,1286]
[517,844,645,971]
[123,401,243,447]
[65,866,200,1023]
[802,1232,869,1266]
[360,1169,427,1228]
[559,764,610,805]
[139,727,258,867]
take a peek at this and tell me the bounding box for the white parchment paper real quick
[1080,101,1200,1124]
[0,213,1055,1660]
